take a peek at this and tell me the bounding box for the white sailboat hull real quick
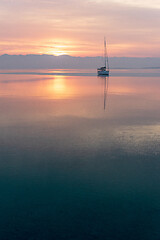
[97,70,109,76]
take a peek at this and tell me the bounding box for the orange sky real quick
[0,0,160,57]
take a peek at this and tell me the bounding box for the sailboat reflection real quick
[98,76,109,111]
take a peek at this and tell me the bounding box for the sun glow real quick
[52,76,66,94]
[49,45,68,56]
[47,76,75,99]
[53,51,67,56]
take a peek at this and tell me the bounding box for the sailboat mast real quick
[104,37,109,71]
[97,38,109,76]
[104,37,106,69]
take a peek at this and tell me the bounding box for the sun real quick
[53,50,67,56]
[51,45,68,56]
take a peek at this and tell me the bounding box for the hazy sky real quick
[0,0,160,57]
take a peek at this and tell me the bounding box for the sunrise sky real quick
[0,0,160,57]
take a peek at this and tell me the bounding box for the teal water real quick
[0,69,160,239]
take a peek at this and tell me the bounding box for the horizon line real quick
[1,54,160,59]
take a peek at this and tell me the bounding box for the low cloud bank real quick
[0,54,160,69]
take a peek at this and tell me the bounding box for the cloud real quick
[0,0,160,56]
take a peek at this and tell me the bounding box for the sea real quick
[0,68,160,240]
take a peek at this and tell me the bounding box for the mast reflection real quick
[98,76,109,111]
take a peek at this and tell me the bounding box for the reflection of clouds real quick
[1,73,160,128]
[109,76,160,97]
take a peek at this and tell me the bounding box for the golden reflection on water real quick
[0,75,75,99]
[52,77,66,95]
[46,76,73,99]
[0,73,160,101]
[0,72,160,140]
[0,75,103,100]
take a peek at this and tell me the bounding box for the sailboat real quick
[97,38,109,76]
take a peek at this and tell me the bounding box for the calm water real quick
[0,69,160,240]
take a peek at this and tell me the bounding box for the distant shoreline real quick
[0,55,160,70]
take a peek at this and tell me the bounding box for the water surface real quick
[0,69,160,240]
